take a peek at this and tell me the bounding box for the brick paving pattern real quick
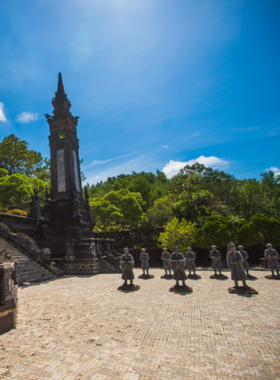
[0,268,280,379]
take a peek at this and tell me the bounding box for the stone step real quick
[19,272,56,282]
[0,236,57,284]
[21,274,56,284]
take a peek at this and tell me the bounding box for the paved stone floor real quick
[0,268,280,380]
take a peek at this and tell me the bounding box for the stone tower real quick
[43,73,95,258]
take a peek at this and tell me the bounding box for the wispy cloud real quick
[229,126,261,132]
[160,145,168,149]
[16,112,39,123]
[162,156,230,178]
[267,167,280,176]
[0,102,7,122]
[89,150,142,167]
[266,127,280,137]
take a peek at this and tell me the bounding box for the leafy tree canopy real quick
[0,173,46,210]
[0,134,50,182]
[237,214,280,247]
[90,189,147,231]
[195,215,237,249]
[159,217,197,252]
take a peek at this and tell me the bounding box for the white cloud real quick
[0,102,7,122]
[160,145,168,149]
[267,167,280,176]
[162,156,230,178]
[16,112,39,123]
[89,150,142,167]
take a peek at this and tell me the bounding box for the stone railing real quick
[0,222,62,278]
[0,213,37,229]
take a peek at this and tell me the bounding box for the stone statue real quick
[227,243,247,287]
[185,247,196,276]
[170,246,187,286]
[238,245,250,276]
[161,247,172,276]
[120,247,135,286]
[139,248,150,275]
[209,245,223,275]
[265,243,280,276]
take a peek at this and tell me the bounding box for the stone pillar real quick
[29,187,41,220]
[0,262,17,335]
[65,240,76,261]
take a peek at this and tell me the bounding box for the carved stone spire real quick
[50,72,72,116]
[57,72,65,95]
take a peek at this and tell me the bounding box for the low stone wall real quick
[0,213,39,241]
[63,260,99,275]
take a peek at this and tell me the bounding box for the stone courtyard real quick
[0,268,280,380]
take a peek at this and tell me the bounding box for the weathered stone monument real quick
[161,247,173,278]
[209,245,227,279]
[43,73,98,274]
[170,245,192,293]
[227,243,257,294]
[138,248,154,279]
[185,247,200,279]
[118,247,139,291]
[264,243,280,279]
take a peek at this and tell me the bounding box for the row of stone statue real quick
[119,243,279,293]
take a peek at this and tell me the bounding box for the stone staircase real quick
[0,237,57,285]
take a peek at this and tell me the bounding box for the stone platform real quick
[138,274,154,279]
[0,268,280,379]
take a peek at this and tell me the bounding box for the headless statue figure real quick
[227,243,247,287]
[265,243,280,276]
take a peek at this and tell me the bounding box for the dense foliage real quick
[0,134,50,182]
[0,134,279,248]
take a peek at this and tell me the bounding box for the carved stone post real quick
[0,262,18,334]
[29,187,41,220]
[65,240,76,261]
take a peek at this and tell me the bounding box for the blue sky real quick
[0,0,279,184]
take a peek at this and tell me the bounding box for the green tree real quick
[90,189,147,230]
[0,134,50,180]
[159,217,197,252]
[237,214,280,247]
[89,198,123,231]
[195,215,237,249]
[0,173,46,209]
[170,171,213,222]
[147,194,176,227]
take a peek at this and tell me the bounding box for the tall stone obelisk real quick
[43,73,95,261]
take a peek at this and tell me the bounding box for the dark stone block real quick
[209,274,228,280]
[169,285,193,293]
[161,274,173,279]
[228,286,258,294]
[265,275,280,280]
[187,274,201,280]
[118,284,140,291]
[138,274,154,279]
